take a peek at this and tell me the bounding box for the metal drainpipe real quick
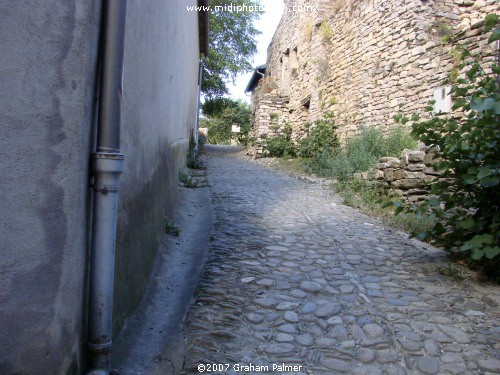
[194,59,204,156]
[86,1,127,374]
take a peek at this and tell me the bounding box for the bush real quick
[305,125,417,179]
[298,112,340,161]
[264,123,296,158]
[384,125,419,157]
[202,99,252,145]
[396,14,499,279]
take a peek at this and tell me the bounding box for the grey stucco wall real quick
[0,0,200,373]
[0,1,101,374]
[112,0,200,334]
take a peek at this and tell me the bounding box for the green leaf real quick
[410,113,420,121]
[471,234,494,247]
[488,29,500,43]
[458,217,475,229]
[477,167,493,180]
[482,97,495,111]
[467,166,477,175]
[461,174,476,184]
[471,249,485,260]
[484,14,499,33]
[470,97,483,111]
[484,246,500,259]
[480,176,499,187]
[493,101,500,115]
[433,222,446,235]
[452,98,466,110]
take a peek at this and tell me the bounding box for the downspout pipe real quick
[86,1,127,374]
[194,59,204,156]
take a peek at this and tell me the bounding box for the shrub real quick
[384,125,419,157]
[202,99,251,145]
[304,125,417,179]
[265,124,297,158]
[298,112,340,161]
[396,14,499,279]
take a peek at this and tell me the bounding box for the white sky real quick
[228,1,284,102]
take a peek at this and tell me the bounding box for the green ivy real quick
[396,14,499,279]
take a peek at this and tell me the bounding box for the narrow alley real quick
[181,145,500,375]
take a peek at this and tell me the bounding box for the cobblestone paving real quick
[182,146,500,375]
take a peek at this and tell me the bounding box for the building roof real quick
[198,0,210,56]
[245,65,266,93]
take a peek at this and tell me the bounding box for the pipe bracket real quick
[87,340,113,352]
[91,152,124,174]
[91,184,120,194]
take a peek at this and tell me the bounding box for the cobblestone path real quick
[182,146,500,375]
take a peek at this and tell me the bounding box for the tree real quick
[201,99,252,144]
[203,0,262,100]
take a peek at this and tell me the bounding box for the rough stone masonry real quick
[249,0,498,152]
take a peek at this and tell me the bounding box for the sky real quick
[228,1,284,102]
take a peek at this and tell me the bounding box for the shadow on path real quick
[181,147,500,375]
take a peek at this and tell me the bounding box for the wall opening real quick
[291,47,298,78]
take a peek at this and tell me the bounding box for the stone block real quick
[407,188,428,196]
[406,163,425,172]
[379,156,400,163]
[384,168,394,182]
[393,169,404,180]
[400,149,411,166]
[387,159,401,168]
[391,178,425,190]
[423,166,441,176]
[402,171,425,179]
[408,151,425,162]
[423,152,438,165]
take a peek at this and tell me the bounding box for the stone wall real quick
[248,92,290,157]
[254,0,497,142]
[358,147,441,203]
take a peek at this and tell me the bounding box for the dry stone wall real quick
[254,0,498,142]
[358,147,442,203]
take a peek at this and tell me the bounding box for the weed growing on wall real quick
[187,136,206,170]
[164,217,181,236]
[179,170,199,188]
[319,21,333,42]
